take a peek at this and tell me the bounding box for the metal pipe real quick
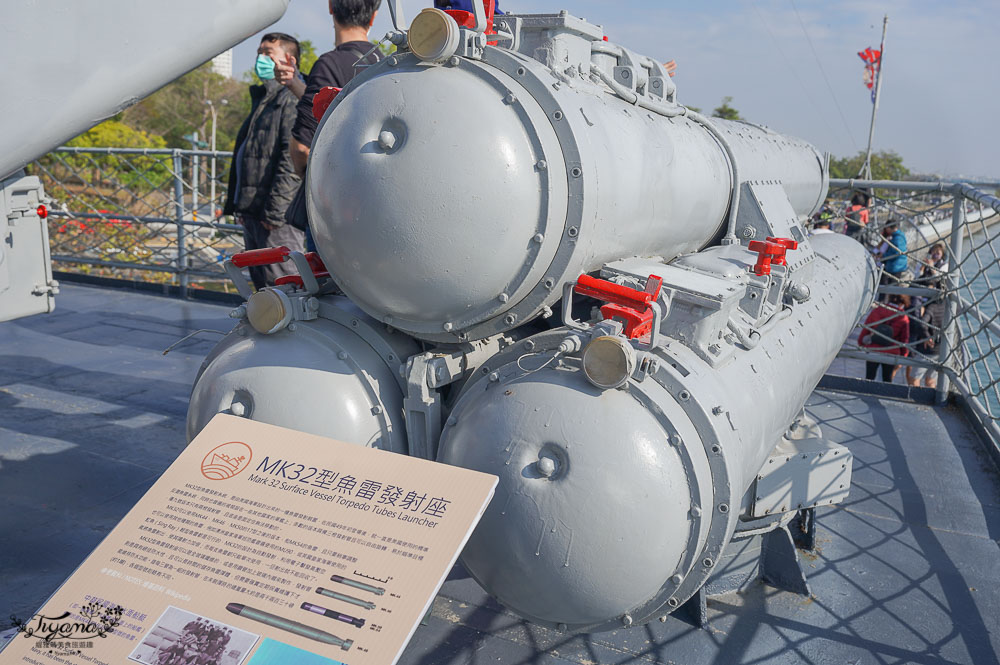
[936,196,966,404]
[173,151,188,298]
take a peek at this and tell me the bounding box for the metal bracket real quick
[403,353,443,461]
[761,525,811,596]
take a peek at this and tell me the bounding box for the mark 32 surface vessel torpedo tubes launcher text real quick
[188,4,878,632]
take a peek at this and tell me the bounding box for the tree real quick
[122,63,249,151]
[829,150,910,181]
[298,38,318,75]
[712,96,742,121]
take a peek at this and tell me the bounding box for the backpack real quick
[864,322,895,347]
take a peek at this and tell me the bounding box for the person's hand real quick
[275,53,298,86]
[664,59,677,77]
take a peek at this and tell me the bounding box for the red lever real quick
[574,274,662,339]
[747,240,787,276]
[765,237,799,266]
[36,204,48,219]
[444,0,497,34]
[231,246,291,268]
[312,86,342,121]
[304,252,326,273]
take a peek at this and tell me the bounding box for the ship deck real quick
[2,283,999,664]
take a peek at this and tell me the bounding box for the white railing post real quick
[936,191,966,404]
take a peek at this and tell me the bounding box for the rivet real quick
[712,405,723,415]
[488,372,499,382]
[621,614,633,627]
[448,56,461,67]
[536,159,547,170]
[567,226,579,237]
[524,340,536,351]
[498,293,509,303]
[230,401,246,417]
[667,598,679,608]
[504,314,517,325]
[371,405,382,415]
[670,574,682,584]
[669,434,681,446]
[570,167,582,178]
[446,416,457,426]
[718,503,729,513]
[443,321,454,331]
[532,233,544,243]
[678,390,690,401]
[287,322,297,332]
[703,557,714,567]
[690,505,702,517]
[557,623,567,631]
[553,110,564,120]
[659,615,668,622]
[544,278,555,289]
[351,319,359,327]
[337,351,348,360]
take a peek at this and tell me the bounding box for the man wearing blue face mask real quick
[224,33,305,290]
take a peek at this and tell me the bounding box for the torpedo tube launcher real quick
[187,8,878,631]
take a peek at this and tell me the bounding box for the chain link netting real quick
[28,147,243,294]
[828,180,1000,440]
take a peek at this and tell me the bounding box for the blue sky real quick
[230,0,998,179]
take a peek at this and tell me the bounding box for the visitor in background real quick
[859,293,910,383]
[224,33,304,290]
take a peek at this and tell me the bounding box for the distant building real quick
[211,49,233,79]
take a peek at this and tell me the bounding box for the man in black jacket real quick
[274,0,381,251]
[224,33,303,290]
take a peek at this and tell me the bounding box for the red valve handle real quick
[765,237,799,266]
[444,0,497,34]
[747,240,787,276]
[312,86,342,121]
[574,274,662,339]
[36,204,48,219]
[574,274,662,310]
[304,251,326,274]
[231,246,291,268]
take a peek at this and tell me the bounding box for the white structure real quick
[211,48,233,78]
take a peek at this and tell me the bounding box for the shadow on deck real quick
[1,283,998,664]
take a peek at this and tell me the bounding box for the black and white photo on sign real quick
[128,605,259,665]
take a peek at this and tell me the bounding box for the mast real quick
[861,14,888,179]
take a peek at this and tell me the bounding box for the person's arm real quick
[275,53,306,99]
[291,138,309,178]
[262,100,302,228]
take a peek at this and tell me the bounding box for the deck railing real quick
[827,178,1000,449]
[29,146,239,296]
[27,148,1000,449]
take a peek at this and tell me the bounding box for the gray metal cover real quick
[751,437,853,517]
[0,0,289,179]
[0,175,57,322]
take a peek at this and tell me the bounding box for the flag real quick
[858,47,881,103]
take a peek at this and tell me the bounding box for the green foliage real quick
[829,150,911,181]
[122,63,249,151]
[298,38,318,75]
[377,39,397,57]
[712,96,742,121]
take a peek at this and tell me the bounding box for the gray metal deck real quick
[2,283,998,664]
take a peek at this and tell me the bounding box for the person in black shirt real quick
[274,0,381,250]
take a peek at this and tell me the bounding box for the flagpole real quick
[861,14,888,179]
